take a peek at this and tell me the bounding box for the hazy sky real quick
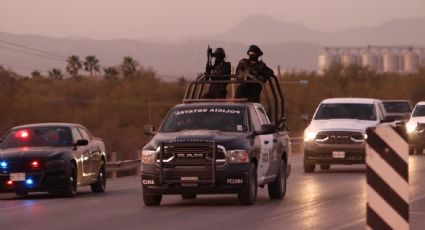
[1,0,424,40]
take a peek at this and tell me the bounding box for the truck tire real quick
[238,163,257,205]
[143,190,162,206]
[409,146,414,155]
[303,159,315,173]
[268,159,287,199]
[320,164,330,170]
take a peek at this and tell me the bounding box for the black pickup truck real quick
[141,75,291,205]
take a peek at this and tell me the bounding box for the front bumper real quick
[0,167,68,193]
[141,163,249,195]
[304,142,365,165]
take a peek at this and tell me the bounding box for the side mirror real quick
[144,124,157,136]
[257,124,276,135]
[75,139,89,146]
[301,114,311,122]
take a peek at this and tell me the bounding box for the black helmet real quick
[213,47,226,59]
[246,45,263,57]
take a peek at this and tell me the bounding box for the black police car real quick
[0,123,106,197]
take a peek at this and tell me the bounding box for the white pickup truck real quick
[303,98,388,173]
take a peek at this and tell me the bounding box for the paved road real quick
[1,154,424,230]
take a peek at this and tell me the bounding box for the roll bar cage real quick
[183,74,286,128]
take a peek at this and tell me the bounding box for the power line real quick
[0,44,65,62]
[0,38,66,59]
[0,64,49,73]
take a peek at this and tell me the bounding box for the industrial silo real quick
[382,50,401,73]
[340,51,359,67]
[361,50,379,71]
[318,50,339,75]
[403,49,419,73]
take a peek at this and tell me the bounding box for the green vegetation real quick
[0,63,424,159]
[283,64,425,135]
[0,67,185,161]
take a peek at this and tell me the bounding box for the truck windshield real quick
[161,106,248,132]
[412,105,425,117]
[0,127,73,149]
[383,101,411,113]
[314,103,377,121]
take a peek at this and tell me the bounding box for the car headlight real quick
[406,123,417,134]
[228,150,249,163]
[141,150,157,164]
[304,130,317,142]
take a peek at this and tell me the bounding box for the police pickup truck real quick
[141,74,290,206]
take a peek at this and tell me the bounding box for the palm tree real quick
[48,68,63,80]
[66,55,82,78]
[119,56,139,78]
[104,67,119,80]
[84,55,100,79]
[31,70,42,79]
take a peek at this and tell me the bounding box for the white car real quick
[405,101,425,154]
[303,98,387,173]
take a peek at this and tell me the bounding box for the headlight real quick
[228,150,249,163]
[406,123,417,134]
[141,150,157,164]
[304,131,317,142]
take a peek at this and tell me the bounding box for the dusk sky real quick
[1,0,425,40]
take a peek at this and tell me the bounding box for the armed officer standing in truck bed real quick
[235,45,274,102]
[203,47,231,99]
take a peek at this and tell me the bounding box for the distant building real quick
[318,46,425,75]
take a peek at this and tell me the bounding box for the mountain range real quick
[1,15,424,78]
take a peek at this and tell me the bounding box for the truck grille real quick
[316,131,364,145]
[158,143,227,167]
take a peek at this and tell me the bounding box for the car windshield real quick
[161,105,248,132]
[412,105,425,117]
[314,103,377,121]
[0,126,73,149]
[383,101,411,113]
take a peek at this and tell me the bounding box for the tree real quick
[31,70,42,79]
[120,56,139,78]
[104,67,119,80]
[48,68,63,80]
[66,55,82,78]
[84,55,100,79]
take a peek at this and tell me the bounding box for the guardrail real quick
[106,137,303,177]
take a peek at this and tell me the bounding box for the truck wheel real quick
[268,160,287,199]
[320,164,330,170]
[91,162,106,193]
[409,146,414,155]
[303,159,315,173]
[238,163,257,205]
[181,194,197,199]
[143,190,162,206]
[63,162,77,197]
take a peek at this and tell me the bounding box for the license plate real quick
[181,176,198,182]
[332,151,345,158]
[10,173,26,181]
